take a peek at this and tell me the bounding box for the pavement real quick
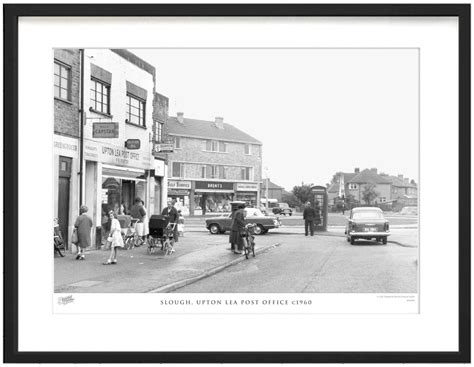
[54,227,418,293]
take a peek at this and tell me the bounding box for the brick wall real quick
[54,49,80,137]
[168,136,262,181]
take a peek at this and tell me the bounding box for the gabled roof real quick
[348,169,392,184]
[168,116,262,144]
[266,180,283,190]
[387,176,417,188]
[327,183,339,193]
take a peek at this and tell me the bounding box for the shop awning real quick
[102,165,146,181]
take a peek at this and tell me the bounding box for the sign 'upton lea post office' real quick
[92,122,119,138]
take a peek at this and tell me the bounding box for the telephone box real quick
[310,185,328,231]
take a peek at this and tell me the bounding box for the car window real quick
[245,208,264,217]
[352,211,384,220]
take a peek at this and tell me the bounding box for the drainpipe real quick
[79,49,84,206]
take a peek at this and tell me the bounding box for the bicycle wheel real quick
[124,236,133,250]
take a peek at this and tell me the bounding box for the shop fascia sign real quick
[236,183,259,191]
[195,181,234,190]
[168,180,192,190]
[154,143,174,153]
[93,122,119,138]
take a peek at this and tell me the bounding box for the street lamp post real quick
[264,167,269,212]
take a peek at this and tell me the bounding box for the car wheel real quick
[209,224,220,234]
[346,236,350,242]
[350,237,355,245]
[382,237,387,245]
[289,212,292,216]
[254,225,265,235]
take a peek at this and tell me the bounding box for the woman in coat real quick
[229,203,246,254]
[73,205,93,260]
[103,210,124,265]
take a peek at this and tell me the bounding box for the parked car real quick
[271,202,293,216]
[399,206,418,215]
[345,207,390,245]
[205,208,281,235]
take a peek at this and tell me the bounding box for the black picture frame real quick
[4,3,470,363]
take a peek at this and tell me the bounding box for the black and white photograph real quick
[53,47,420,297]
[5,3,469,362]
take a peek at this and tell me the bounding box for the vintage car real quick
[345,207,390,245]
[205,208,281,235]
[271,202,293,216]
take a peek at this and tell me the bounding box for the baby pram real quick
[147,215,177,255]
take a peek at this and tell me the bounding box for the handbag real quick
[71,228,79,244]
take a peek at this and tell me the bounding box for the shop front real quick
[167,180,191,216]
[194,181,235,215]
[83,138,154,247]
[234,182,260,208]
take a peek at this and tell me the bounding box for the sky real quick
[132,48,419,191]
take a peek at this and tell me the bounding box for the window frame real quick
[245,144,252,155]
[174,136,181,149]
[172,162,185,178]
[155,121,163,143]
[349,183,358,190]
[90,77,111,115]
[54,60,71,102]
[125,93,146,127]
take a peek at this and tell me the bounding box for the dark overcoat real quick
[74,213,93,249]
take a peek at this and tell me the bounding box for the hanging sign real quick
[93,122,119,138]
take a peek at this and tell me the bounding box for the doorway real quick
[58,156,72,248]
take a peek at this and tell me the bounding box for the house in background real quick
[260,179,285,202]
[329,167,418,210]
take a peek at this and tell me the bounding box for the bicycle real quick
[243,223,256,259]
[53,218,65,257]
[123,219,144,250]
[161,223,177,256]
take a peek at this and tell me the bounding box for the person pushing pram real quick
[147,199,179,255]
[162,199,179,238]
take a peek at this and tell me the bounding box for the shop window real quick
[54,61,71,101]
[90,78,110,114]
[126,94,146,127]
[172,162,185,178]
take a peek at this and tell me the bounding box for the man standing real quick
[303,201,316,236]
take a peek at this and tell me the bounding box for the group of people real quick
[71,198,183,264]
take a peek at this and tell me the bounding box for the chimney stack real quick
[370,168,377,174]
[354,168,360,173]
[177,112,184,124]
[404,178,409,184]
[214,116,224,129]
[398,174,403,180]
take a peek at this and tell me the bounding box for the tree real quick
[361,184,379,205]
[281,191,301,208]
[292,182,314,205]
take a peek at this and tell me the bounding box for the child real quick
[177,210,185,237]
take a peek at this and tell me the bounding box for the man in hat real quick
[303,201,317,236]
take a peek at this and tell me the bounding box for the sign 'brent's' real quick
[92,122,119,138]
